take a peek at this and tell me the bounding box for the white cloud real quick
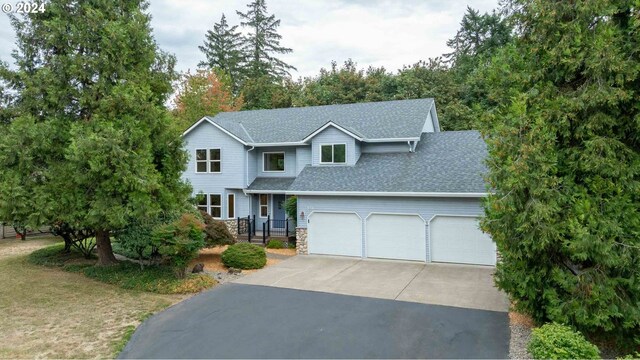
[0,0,500,77]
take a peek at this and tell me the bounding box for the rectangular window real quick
[259,194,269,218]
[196,149,207,173]
[227,193,235,219]
[196,193,208,213]
[320,144,346,164]
[195,148,221,173]
[263,152,285,172]
[209,194,221,218]
[209,149,221,173]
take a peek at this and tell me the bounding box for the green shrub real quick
[80,261,214,294]
[285,196,297,226]
[200,210,235,246]
[618,352,640,359]
[221,243,266,269]
[152,213,205,278]
[115,220,158,265]
[528,323,600,359]
[266,239,284,249]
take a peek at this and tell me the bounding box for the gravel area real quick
[206,270,245,284]
[509,323,532,359]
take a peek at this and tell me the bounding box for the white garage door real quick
[307,212,362,257]
[430,216,496,266]
[366,214,426,261]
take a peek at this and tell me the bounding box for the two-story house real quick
[182,98,496,266]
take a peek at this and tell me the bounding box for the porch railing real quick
[261,215,294,244]
[237,215,256,242]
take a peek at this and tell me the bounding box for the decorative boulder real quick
[192,263,205,273]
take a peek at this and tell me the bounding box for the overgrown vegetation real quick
[221,243,266,269]
[29,243,214,294]
[284,196,297,227]
[479,0,640,346]
[527,323,600,360]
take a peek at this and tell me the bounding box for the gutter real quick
[246,146,255,187]
[284,191,490,198]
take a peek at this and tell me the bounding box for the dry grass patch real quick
[0,237,185,359]
[265,247,296,256]
[191,245,287,274]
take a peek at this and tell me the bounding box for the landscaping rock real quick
[192,263,204,273]
[227,267,242,275]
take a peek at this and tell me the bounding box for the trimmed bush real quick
[200,210,235,246]
[266,239,284,249]
[221,243,266,269]
[528,323,600,359]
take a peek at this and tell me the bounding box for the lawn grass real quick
[29,243,216,294]
[0,237,185,358]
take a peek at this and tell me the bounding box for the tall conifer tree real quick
[198,14,245,91]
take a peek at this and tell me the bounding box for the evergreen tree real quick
[236,0,296,79]
[0,0,191,265]
[198,14,245,91]
[479,0,640,344]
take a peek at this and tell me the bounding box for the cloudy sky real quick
[0,0,499,78]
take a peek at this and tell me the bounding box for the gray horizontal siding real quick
[296,146,312,175]
[361,142,410,153]
[311,127,358,166]
[296,195,485,261]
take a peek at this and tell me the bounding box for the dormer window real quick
[320,144,346,164]
[263,152,285,172]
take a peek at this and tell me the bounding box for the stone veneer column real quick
[223,219,239,240]
[295,227,308,255]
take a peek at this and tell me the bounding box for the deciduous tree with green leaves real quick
[479,0,640,345]
[0,0,191,265]
[173,69,243,131]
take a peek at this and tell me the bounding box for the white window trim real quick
[195,149,208,173]
[227,193,235,219]
[194,148,222,174]
[262,151,286,173]
[209,193,222,219]
[319,143,347,164]
[196,192,208,213]
[259,194,269,218]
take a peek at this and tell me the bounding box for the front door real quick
[272,194,286,228]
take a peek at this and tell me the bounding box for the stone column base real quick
[295,227,308,255]
[222,219,239,240]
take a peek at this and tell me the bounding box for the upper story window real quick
[263,152,285,172]
[195,149,221,173]
[320,144,346,164]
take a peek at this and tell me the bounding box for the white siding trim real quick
[302,122,364,142]
[183,117,248,145]
[287,191,489,198]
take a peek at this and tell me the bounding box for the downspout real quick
[246,146,255,187]
[246,146,255,218]
[407,141,412,152]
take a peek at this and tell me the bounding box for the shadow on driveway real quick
[119,284,509,359]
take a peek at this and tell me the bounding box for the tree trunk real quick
[95,229,118,266]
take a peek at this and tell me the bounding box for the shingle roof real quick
[247,177,297,192]
[288,131,488,194]
[207,98,434,144]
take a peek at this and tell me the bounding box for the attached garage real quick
[430,216,496,266]
[307,212,362,257]
[366,214,426,261]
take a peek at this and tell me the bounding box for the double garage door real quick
[307,212,495,265]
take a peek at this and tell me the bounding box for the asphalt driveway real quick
[234,255,509,312]
[119,284,509,359]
